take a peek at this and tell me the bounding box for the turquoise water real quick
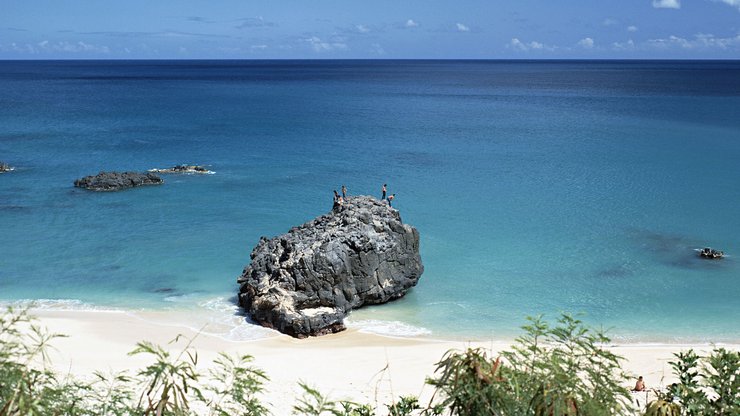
[1,60,739,342]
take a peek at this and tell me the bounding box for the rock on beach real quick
[237,195,424,338]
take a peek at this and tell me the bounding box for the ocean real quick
[1,60,738,342]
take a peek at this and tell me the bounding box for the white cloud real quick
[602,18,618,26]
[652,0,681,9]
[578,37,595,48]
[695,32,740,47]
[509,38,527,50]
[64,41,109,53]
[649,35,692,48]
[608,33,740,52]
[370,43,385,55]
[456,23,470,32]
[405,19,418,28]
[250,44,268,51]
[15,40,110,54]
[627,25,639,32]
[646,33,740,49]
[217,46,242,53]
[235,16,277,29]
[716,0,740,10]
[355,24,370,33]
[612,39,636,50]
[508,38,551,51]
[303,36,348,52]
[2,42,36,53]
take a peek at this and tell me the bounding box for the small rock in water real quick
[148,164,213,174]
[698,247,724,260]
[74,171,163,191]
[237,195,424,338]
[0,161,14,173]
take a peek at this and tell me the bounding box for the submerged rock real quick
[237,195,424,338]
[148,164,213,174]
[74,171,163,191]
[0,162,14,173]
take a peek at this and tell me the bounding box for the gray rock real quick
[237,195,424,338]
[0,162,14,173]
[74,171,163,191]
[148,164,213,174]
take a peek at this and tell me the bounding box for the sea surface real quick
[1,60,739,343]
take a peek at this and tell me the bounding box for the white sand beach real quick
[28,309,737,415]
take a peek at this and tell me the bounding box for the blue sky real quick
[1,0,739,59]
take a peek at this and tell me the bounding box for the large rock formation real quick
[237,195,423,338]
[74,171,163,191]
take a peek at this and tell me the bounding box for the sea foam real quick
[346,318,432,337]
[0,298,124,313]
[162,296,277,341]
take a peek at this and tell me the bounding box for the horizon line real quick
[1,58,739,62]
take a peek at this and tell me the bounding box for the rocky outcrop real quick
[74,171,163,191]
[699,247,724,259]
[0,162,14,173]
[237,195,423,338]
[148,164,213,174]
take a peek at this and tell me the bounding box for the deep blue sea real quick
[1,60,739,342]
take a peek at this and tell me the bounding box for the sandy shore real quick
[27,309,737,414]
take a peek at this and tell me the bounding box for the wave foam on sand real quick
[346,318,432,337]
[162,295,435,341]
[0,298,124,313]
[2,296,435,341]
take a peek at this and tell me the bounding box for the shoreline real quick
[5,297,739,345]
[21,308,740,414]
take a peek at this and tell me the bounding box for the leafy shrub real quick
[644,400,681,416]
[651,348,740,416]
[204,352,270,415]
[386,396,420,416]
[0,307,269,416]
[292,382,377,415]
[0,306,73,415]
[426,314,632,415]
[129,337,202,414]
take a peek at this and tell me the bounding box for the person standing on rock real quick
[387,194,395,207]
[341,185,347,199]
[333,190,345,210]
[381,184,387,200]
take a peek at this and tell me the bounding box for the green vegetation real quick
[651,348,740,416]
[0,307,268,416]
[1,307,737,415]
[426,314,631,415]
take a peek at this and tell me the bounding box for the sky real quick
[1,0,740,59]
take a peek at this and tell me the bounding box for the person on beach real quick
[341,185,347,199]
[632,376,646,392]
[387,193,395,207]
[381,184,387,200]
